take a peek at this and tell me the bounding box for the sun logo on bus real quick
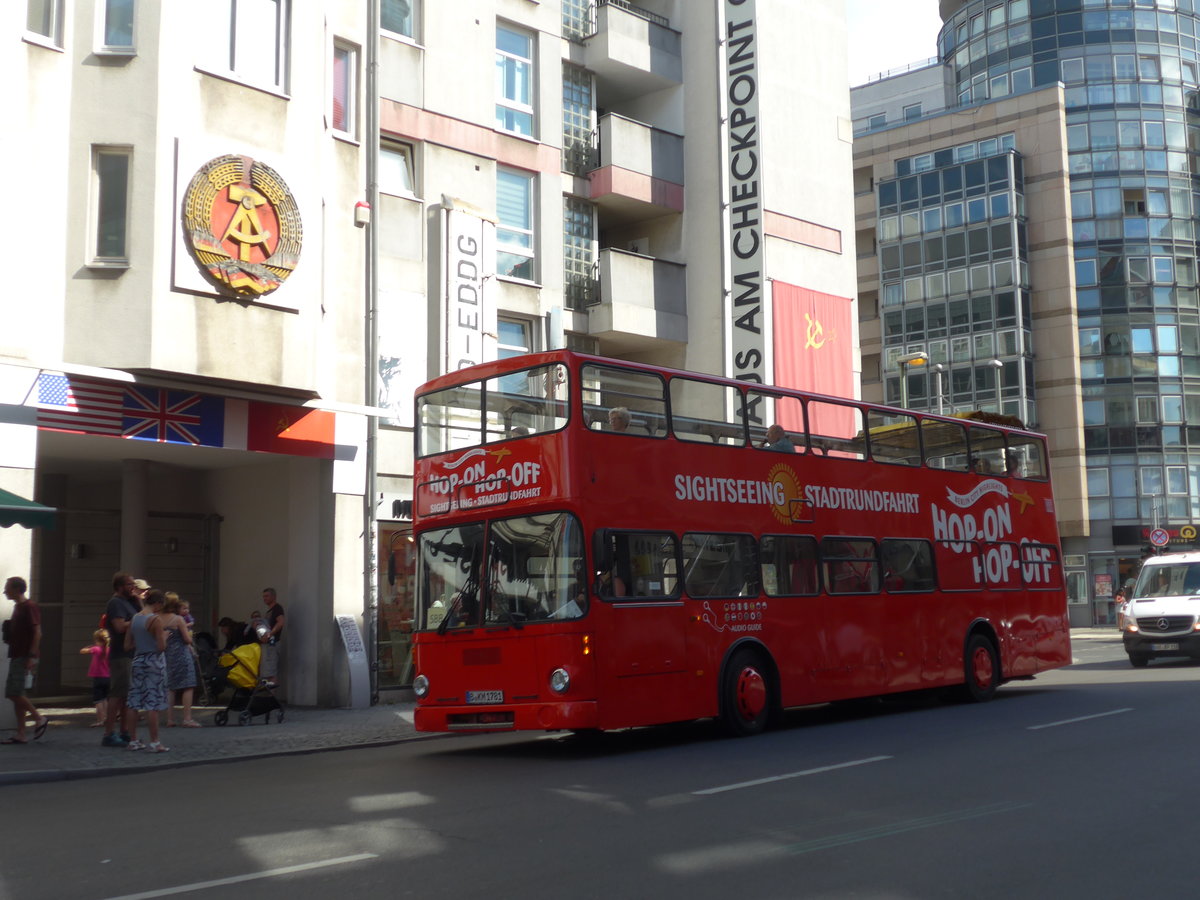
[768,463,809,525]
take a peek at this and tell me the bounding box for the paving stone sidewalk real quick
[0,698,427,786]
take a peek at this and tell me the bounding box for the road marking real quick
[693,755,892,795]
[784,801,1032,855]
[102,853,378,900]
[1027,707,1133,731]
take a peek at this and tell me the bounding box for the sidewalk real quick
[0,697,430,787]
[0,627,1120,786]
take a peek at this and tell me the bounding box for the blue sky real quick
[846,0,943,85]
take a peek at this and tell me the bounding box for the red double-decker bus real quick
[410,351,1069,737]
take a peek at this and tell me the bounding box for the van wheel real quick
[720,649,772,737]
[1128,653,1150,668]
[960,634,999,702]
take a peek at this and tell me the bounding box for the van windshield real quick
[1133,563,1200,598]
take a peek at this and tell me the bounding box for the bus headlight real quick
[413,674,429,698]
[549,668,570,694]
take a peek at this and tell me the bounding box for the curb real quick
[0,730,445,788]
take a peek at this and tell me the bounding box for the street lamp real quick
[931,363,946,415]
[897,351,929,409]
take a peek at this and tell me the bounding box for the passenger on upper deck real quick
[762,424,795,453]
[608,407,631,433]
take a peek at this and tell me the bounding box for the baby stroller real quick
[212,638,285,726]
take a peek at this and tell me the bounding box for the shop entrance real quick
[378,522,415,689]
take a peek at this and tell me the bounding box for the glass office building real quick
[945,0,1200,521]
[857,0,1200,623]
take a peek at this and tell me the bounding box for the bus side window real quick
[670,378,747,447]
[597,530,679,599]
[821,537,880,593]
[808,400,866,460]
[761,534,820,596]
[921,420,969,471]
[581,364,668,439]
[865,410,921,466]
[881,538,936,592]
[968,426,1008,475]
[682,532,758,597]
[1007,436,1047,480]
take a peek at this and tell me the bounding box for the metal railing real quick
[599,0,669,29]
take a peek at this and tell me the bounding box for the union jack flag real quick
[123,387,224,446]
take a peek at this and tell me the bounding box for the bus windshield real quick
[419,512,587,629]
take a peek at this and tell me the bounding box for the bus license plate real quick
[466,690,503,705]
[1152,642,1180,651]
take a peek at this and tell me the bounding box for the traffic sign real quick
[1150,528,1170,547]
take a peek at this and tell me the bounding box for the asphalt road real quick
[3,637,1195,900]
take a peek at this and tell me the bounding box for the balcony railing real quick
[599,0,669,29]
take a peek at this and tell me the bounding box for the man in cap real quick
[101,573,145,747]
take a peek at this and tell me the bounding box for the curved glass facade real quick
[941,0,1200,531]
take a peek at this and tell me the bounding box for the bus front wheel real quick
[720,649,772,737]
[961,634,999,702]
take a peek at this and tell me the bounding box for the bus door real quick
[594,531,692,727]
[821,537,888,694]
[880,538,939,690]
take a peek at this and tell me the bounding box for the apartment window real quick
[564,196,595,311]
[496,24,534,136]
[562,64,594,171]
[903,103,922,122]
[332,41,358,136]
[868,113,886,129]
[208,0,289,91]
[562,0,593,40]
[498,319,533,360]
[26,0,63,45]
[496,319,536,397]
[101,0,134,50]
[381,0,415,39]
[380,143,416,197]
[497,169,535,280]
[92,147,131,263]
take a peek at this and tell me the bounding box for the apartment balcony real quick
[583,0,682,102]
[589,114,684,226]
[588,248,687,353]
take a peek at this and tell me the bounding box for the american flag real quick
[37,374,126,435]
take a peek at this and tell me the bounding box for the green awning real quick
[0,488,57,529]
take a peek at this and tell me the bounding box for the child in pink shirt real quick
[80,629,111,727]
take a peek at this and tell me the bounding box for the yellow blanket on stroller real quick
[218,642,261,690]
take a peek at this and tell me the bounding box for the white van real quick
[1121,551,1200,667]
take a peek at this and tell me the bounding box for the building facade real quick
[371,0,861,689]
[854,0,1200,625]
[6,0,858,711]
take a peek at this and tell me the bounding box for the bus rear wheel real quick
[960,634,999,702]
[720,649,772,737]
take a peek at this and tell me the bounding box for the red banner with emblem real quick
[772,282,854,437]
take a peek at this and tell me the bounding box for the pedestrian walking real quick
[2,576,48,744]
